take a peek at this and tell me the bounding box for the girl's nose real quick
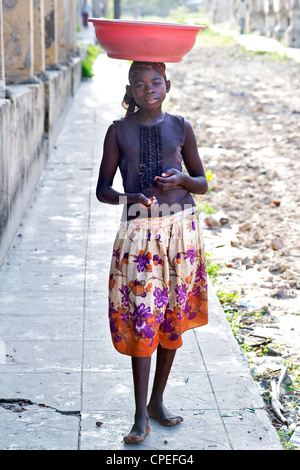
[145,84,154,93]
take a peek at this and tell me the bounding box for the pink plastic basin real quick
[88,19,205,62]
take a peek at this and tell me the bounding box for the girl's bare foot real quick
[123,417,150,444]
[147,402,183,427]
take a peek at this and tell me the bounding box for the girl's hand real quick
[127,194,158,219]
[155,169,184,191]
[130,193,158,207]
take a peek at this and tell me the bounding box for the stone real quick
[231,238,240,247]
[268,265,281,273]
[216,210,229,225]
[271,238,284,250]
[204,214,220,227]
[239,222,252,232]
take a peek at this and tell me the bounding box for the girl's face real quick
[126,69,171,111]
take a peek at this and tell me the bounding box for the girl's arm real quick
[96,123,155,206]
[155,120,208,195]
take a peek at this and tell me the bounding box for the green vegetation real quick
[82,45,101,78]
[196,202,217,214]
[241,48,293,63]
[195,26,237,48]
[205,253,221,283]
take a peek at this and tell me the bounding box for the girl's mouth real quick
[145,97,157,103]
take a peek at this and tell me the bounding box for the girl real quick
[96,61,208,444]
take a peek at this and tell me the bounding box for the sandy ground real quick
[166,36,300,434]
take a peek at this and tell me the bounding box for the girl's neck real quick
[133,109,165,126]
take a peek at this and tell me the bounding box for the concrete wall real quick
[0,83,47,263]
[0,0,82,267]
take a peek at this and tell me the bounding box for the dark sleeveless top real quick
[114,113,195,220]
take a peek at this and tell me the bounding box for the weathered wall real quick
[0,57,81,266]
[44,58,81,148]
[0,0,82,266]
[0,83,47,261]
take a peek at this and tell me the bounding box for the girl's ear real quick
[126,84,133,98]
[166,80,171,93]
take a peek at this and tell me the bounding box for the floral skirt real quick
[108,206,208,357]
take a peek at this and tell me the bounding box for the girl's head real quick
[122,61,170,115]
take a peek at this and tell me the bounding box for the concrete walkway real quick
[0,49,284,450]
[211,24,300,63]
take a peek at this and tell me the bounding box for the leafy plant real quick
[196,202,217,214]
[205,253,221,282]
[205,169,214,181]
[82,45,101,78]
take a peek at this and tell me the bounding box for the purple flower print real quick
[121,311,129,322]
[131,302,153,337]
[114,334,122,343]
[183,300,191,315]
[119,285,130,307]
[113,247,120,266]
[134,319,147,336]
[161,317,179,340]
[191,220,196,231]
[144,327,155,339]
[175,284,188,305]
[176,310,182,321]
[109,300,117,314]
[133,253,149,272]
[192,285,201,297]
[155,311,165,324]
[169,332,179,341]
[161,317,174,333]
[110,317,118,333]
[188,311,196,320]
[134,319,155,338]
[184,249,196,265]
[195,263,207,283]
[153,254,163,265]
[153,287,169,309]
[131,303,152,324]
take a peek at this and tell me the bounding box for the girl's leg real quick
[147,345,183,426]
[124,356,151,443]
